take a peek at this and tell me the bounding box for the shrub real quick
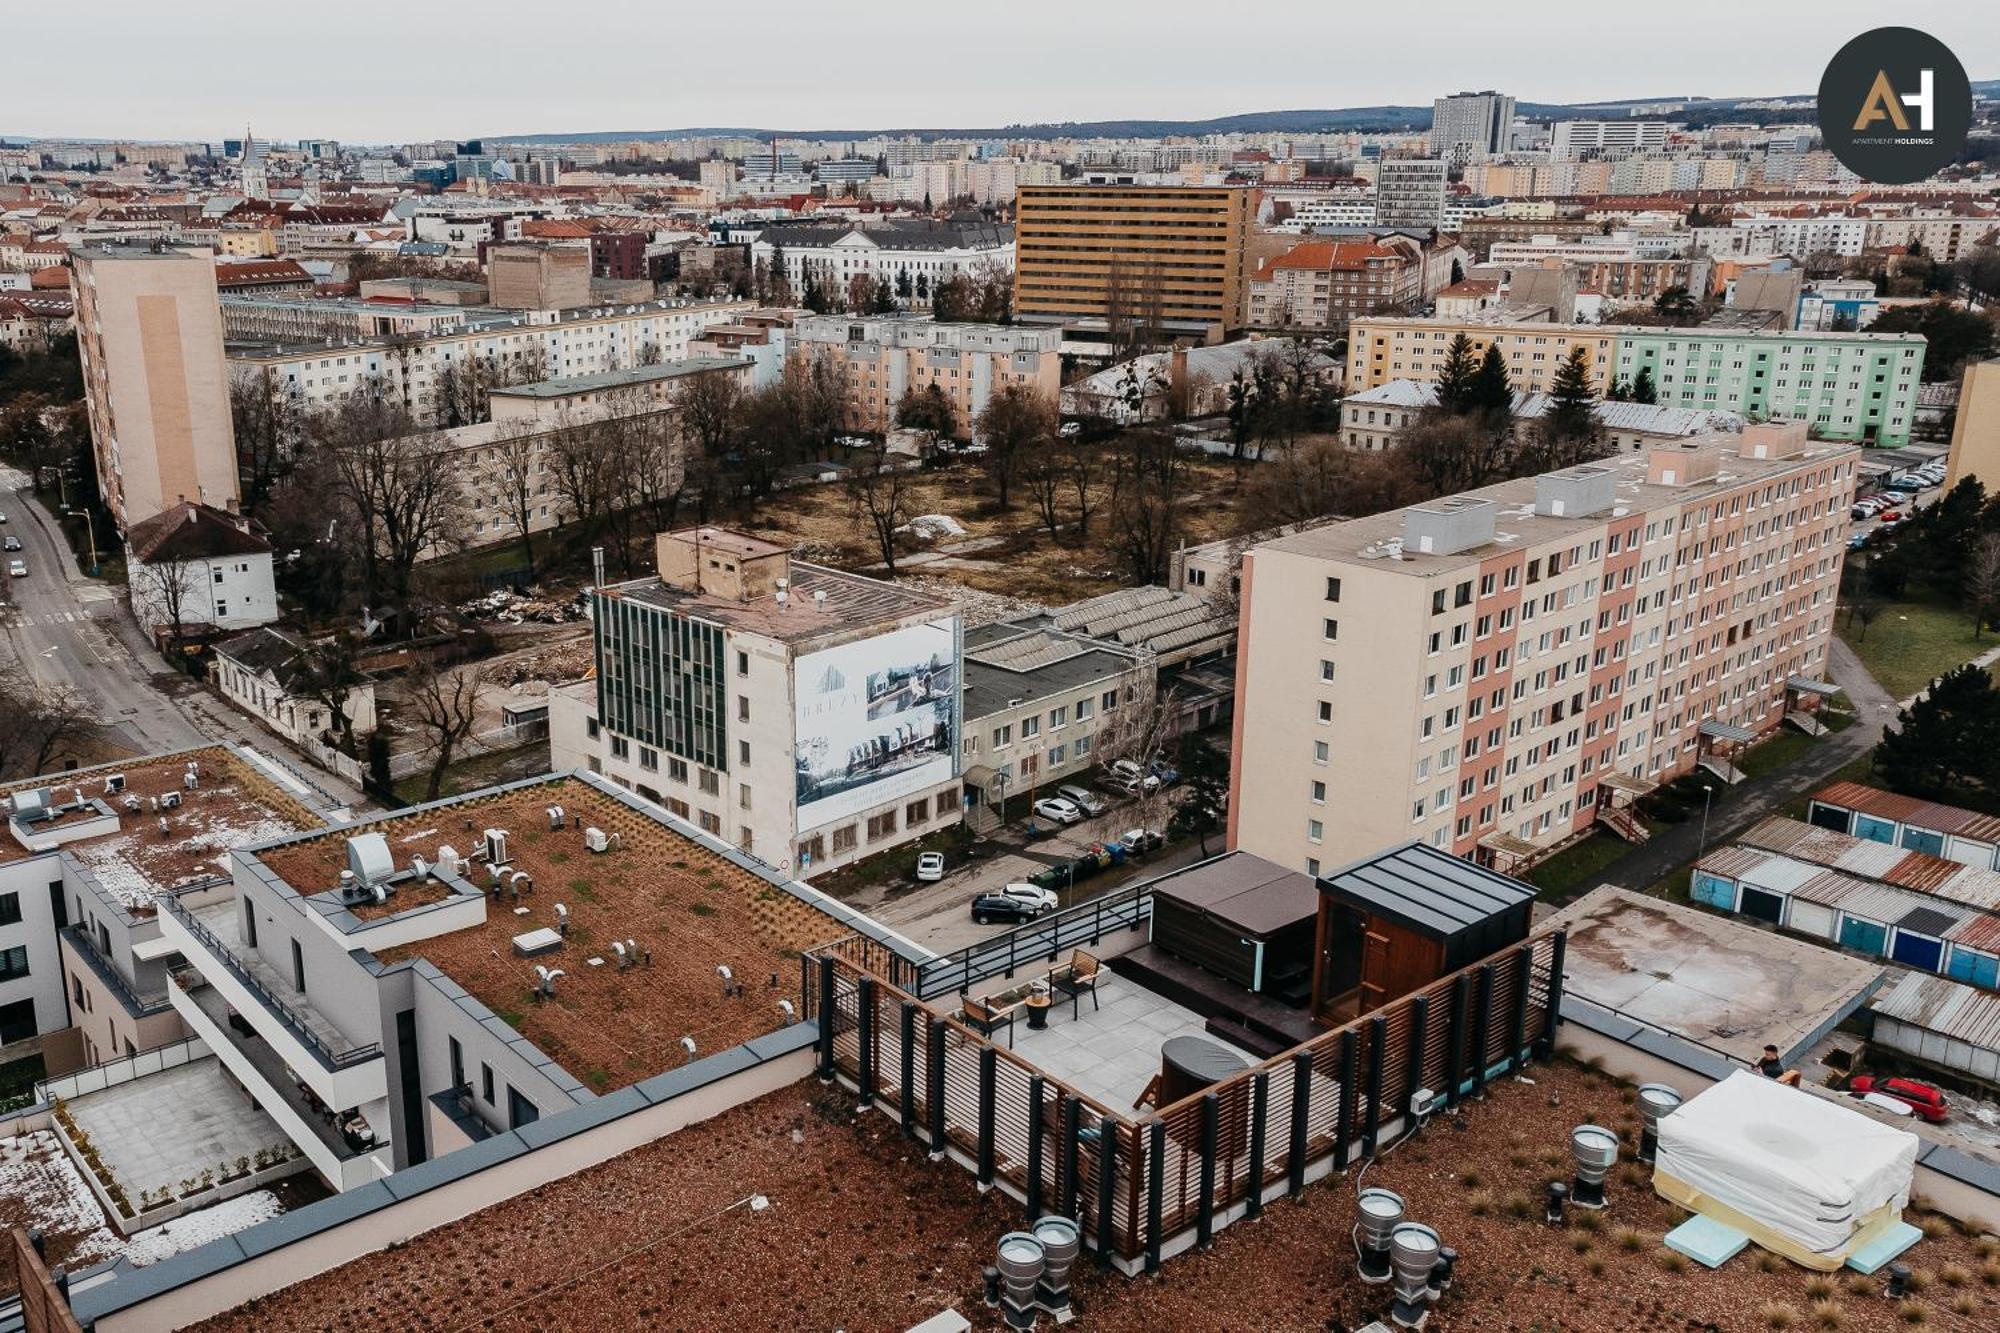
[1811,1299,1843,1329]
[1938,1264,1969,1288]
[1615,1227,1646,1253]
[1758,1303,1797,1329]
[1897,1300,1927,1325]
[1804,1277,1835,1301]
[1659,1249,1690,1273]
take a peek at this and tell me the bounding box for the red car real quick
[1848,1075,1949,1123]
[1875,508,1903,523]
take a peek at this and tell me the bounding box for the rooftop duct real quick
[994,1231,1045,1331]
[1635,1083,1683,1164]
[346,832,393,886]
[1570,1125,1619,1209]
[1031,1215,1080,1315]
[1355,1187,1404,1284]
[1534,464,1617,519]
[1388,1223,1442,1330]
[1402,498,1495,557]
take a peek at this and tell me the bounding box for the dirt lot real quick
[190,1060,2000,1332]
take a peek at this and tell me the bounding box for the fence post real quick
[1092,893,1103,946]
[1362,1015,1386,1158]
[1007,929,1017,980]
[1026,1075,1046,1221]
[927,1016,947,1157]
[1444,973,1469,1108]
[1539,930,1568,1056]
[977,1045,997,1187]
[1196,1093,1219,1248]
[1508,945,1533,1071]
[1061,1096,1082,1219]
[816,955,836,1081]
[856,977,876,1108]
[1334,1031,1358,1169]
[1095,1115,1117,1268]
[1470,964,1495,1096]
[1247,1070,1269,1220]
[899,1001,918,1138]
[1146,1120,1166,1273]
[1408,994,1430,1118]
[1288,1048,1311,1198]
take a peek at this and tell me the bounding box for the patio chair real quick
[1048,950,1102,1020]
[962,996,1016,1049]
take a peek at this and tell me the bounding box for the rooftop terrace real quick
[183,1063,2000,1332]
[607,561,951,644]
[1,747,324,911]
[253,778,838,1090]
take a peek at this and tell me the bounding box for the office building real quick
[552,528,964,876]
[789,315,1060,439]
[1247,238,1425,332]
[1372,160,1448,232]
[1229,422,1856,874]
[70,244,241,532]
[1430,91,1515,167]
[1549,120,1671,159]
[1013,183,1257,341]
[749,218,1012,311]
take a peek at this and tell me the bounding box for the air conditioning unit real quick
[1409,1087,1441,1120]
[584,827,610,853]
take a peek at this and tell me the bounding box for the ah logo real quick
[1819,28,1970,184]
[1853,68,1934,134]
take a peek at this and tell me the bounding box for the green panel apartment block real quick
[1612,329,1925,446]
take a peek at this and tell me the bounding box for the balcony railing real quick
[161,897,381,1071]
[62,927,172,1018]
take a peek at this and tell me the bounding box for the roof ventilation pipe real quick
[1570,1124,1619,1209]
[1387,1223,1442,1330]
[1354,1187,1404,1284]
[1636,1083,1683,1165]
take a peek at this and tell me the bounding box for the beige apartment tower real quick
[1228,424,1856,877]
[71,244,240,531]
[1013,183,1257,342]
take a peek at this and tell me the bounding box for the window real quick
[449,1037,465,1090]
[508,1087,539,1129]
[1022,716,1040,739]
[290,939,305,992]
[1050,705,1068,729]
[737,696,749,723]
[638,747,658,772]
[1101,690,1117,712]
[1323,618,1339,642]
[1325,576,1342,602]
[1314,740,1329,763]
[0,998,34,1045]
[736,650,750,676]
[0,893,18,927]
[1310,781,1326,803]
[906,797,929,825]
[1307,820,1324,843]
[832,825,858,854]
[1317,701,1332,723]
[0,946,27,983]
[867,811,898,842]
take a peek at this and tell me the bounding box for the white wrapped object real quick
[1654,1071,1917,1256]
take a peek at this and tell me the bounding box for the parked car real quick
[1033,797,1083,825]
[1,536,18,552]
[1848,532,1869,551]
[1851,501,1883,520]
[1875,508,1903,523]
[6,560,25,578]
[969,892,1041,925]
[1846,1075,1948,1123]
[1118,828,1164,854]
[1056,784,1107,817]
[1149,761,1180,787]
[915,852,946,883]
[1107,758,1161,793]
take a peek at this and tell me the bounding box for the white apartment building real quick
[226,296,754,412]
[124,501,279,640]
[1431,92,1515,168]
[214,627,381,748]
[1549,121,1672,159]
[749,219,1013,309]
[556,529,964,878]
[1229,423,1856,876]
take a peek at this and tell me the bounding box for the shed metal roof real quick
[1814,781,2000,844]
[1318,841,1535,939]
[1870,971,2000,1049]
[1896,904,1967,939]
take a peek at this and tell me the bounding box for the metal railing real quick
[35,1035,207,1106]
[61,927,172,1017]
[160,897,382,1071]
[912,875,1158,1000]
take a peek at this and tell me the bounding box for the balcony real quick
[157,896,386,1114]
[61,926,172,1019]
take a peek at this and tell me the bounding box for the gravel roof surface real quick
[185,1061,2000,1332]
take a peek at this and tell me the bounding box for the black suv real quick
[969,893,1040,925]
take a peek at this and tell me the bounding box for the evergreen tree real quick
[1545,345,1598,445]
[1449,258,1465,286]
[1167,733,1231,857]
[1468,343,1513,419]
[871,278,898,314]
[1875,664,2000,810]
[1433,333,1478,415]
[1630,365,1658,404]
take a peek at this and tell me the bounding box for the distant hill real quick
[484,81,1998,146]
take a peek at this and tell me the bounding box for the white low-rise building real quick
[124,501,278,642]
[213,626,379,748]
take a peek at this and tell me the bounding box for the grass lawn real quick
[1838,596,1993,701]
[1524,828,1648,905]
[1736,728,1820,782]
[392,742,548,806]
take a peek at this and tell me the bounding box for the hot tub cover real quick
[1654,1071,1917,1255]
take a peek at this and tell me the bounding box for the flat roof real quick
[1546,886,1882,1061]
[1150,852,1317,937]
[961,622,1139,717]
[179,1060,2000,1331]
[253,777,840,1090]
[1259,439,1857,575]
[0,747,326,910]
[607,561,952,645]
[1319,840,1535,938]
[488,355,752,398]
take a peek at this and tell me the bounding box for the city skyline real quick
[6,1,1994,143]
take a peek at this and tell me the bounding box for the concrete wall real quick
[0,854,70,1056]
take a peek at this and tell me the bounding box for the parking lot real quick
[1849,456,1948,549]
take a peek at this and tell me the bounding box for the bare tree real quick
[1106,430,1186,584]
[0,678,99,780]
[1023,435,1065,539]
[319,400,466,610]
[972,384,1054,509]
[847,444,912,574]
[132,552,201,651]
[543,407,620,547]
[289,633,366,747]
[1968,533,2000,638]
[491,420,544,579]
[230,369,303,505]
[677,365,745,463]
[1092,681,1179,833]
[406,657,482,801]
[1061,433,1110,543]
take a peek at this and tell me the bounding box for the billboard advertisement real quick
[794,618,958,829]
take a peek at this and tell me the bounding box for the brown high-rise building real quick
[1013,183,1256,343]
[70,244,240,531]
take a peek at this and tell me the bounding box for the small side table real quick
[1025,992,1052,1031]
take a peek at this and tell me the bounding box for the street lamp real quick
[1698,784,1716,859]
[61,505,100,578]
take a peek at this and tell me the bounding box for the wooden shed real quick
[1312,842,1535,1023]
[1148,853,1317,1002]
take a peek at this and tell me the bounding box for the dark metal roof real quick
[1150,851,1318,938]
[1319,841,1535,939]
[1896,904,1964,939]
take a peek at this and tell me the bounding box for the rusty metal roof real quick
[1813,781,2000,844]
[1870,970,2000,1049]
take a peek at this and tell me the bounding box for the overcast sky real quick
[7,1,1995,144]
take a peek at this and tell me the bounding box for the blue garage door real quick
[1692,874,1736,910]
[1900,828,1946,857]
[1853,815,1897,844]
[1839,916,1888,955]
[1889,932,1944,973]
[1946,948,2000,990]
